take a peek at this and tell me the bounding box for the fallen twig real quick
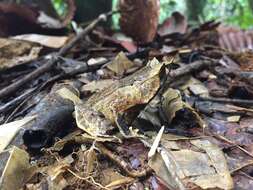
[169,60,218,79]
[197,96,253,106]
[0,87,36,113]
[67,169,110,190]
[96,142,153,178]
[0,12,112,99]
[238,171,253,180]
[214,134,253,158]
[231,160,253,174]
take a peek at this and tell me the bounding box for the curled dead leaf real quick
[119,0,159,43]
[161,88,205,128]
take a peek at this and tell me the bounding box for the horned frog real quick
[58,58,165,139]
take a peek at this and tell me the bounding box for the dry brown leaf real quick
[190,139,234,189]
[161,88,205,128]
[45,157,72,190]
[12,34,68,48]
[0,38,42,70]
[101,168,134,189]
[0,147,31,190]
[105,51,135,75]
[119,0,159,43]
[179,76,209,97]
[149,138,233,190]
[148,149,186,190]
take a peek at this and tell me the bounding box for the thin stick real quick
[198,96,253,106]
[231,161,253,174]
[0,12,111,99]
[96,142,153,178]
[67,169,110,190]
[169,60,218,78]
[0,87,36,113]
[238,171,253,180]
[215,134,253,158]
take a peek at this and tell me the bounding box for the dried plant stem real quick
[67,169,110,190]
[215,134,253,158]
[96,142,153,178]
[231,161,253,174]
[0,12,112,99]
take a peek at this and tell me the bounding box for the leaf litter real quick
[0,2,253,190]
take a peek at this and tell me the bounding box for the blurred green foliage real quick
[52,0,253,29]
[51,0,67,16]
[159,0,185,23]
[204,0,253,29]
[113,0,253,29]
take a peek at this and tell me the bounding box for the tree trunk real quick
[74,0,112,24]
[186,0,206,24]
[248,0,253,13]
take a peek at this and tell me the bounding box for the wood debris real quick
[0,4,253,189]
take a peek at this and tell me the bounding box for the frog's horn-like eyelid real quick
[57,87,81,104]
[147,57,160,67]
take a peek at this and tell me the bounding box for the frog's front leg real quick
[115,113,131,138]
[114,112,146,139]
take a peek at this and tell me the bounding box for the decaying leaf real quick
[190,139,234,189]
[0,38,42,70]
[112,33,138,53]
[0,146,31,190]
[135,95,162,128]
[148,148,186,190]
[148,138,233,190]
[161,88,205,128]
[119,0,160,43]
[105,51,136,75]
[12,34,68,49]
[179,76,209,97]
[101,168,135,189]
[43,155,73,190]
[218,25,253,52]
